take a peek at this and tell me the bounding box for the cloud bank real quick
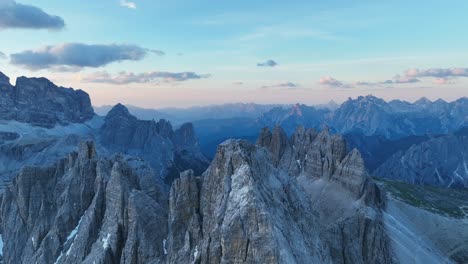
[405,68,468,78]
[262,81,298,89]
[0,51,6,59]
[0,0,65,30]
[257,59,278,67]
[10,43,163,71]
[81,71,210,84]
[318,76,345,87]
[320,67,468,88]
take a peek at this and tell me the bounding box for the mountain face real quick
[0,141,168,263]
[374,128,468,188]
[332,95,468,139]
[167,126,395,263]
[0,72,94,128]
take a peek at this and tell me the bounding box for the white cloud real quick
[80,70,210,84]
[120,0,136,9]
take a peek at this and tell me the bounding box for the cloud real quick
[432,78,454,85]
[0,0,65,30]
[262,82,299,89]
[80,71,210,84]
[149,49,165,56]
[233,81,244,85]
[391,75,420,84]
[322,67,466,89]
[405,68,468,78]
[120,0,136,9]
[0,51,6,59]
[257,59,278,67]
[318,76,346,87]
[10,43,163,71]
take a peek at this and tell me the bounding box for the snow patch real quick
[0,234,3,256]
[66,215,84,242]
[435,169,444,184]
[191,246,200,264]
[163,239,168,255]
[102,233,111,250]
[54,214,85,263]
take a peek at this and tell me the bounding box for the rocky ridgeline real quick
[0,126,397,263]
[0,71,94,128]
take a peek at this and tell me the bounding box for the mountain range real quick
[0,71,467,263]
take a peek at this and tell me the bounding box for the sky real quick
[0,0,467,108]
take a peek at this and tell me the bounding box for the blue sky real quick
[0,0,467,107]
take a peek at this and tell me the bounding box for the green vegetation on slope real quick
[374,178,468,219]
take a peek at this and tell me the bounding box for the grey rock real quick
[0,141,168,264]
[100,104,209,183]
[166,127,395,264]
[0,72,94,128]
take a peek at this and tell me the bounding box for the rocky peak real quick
[173,123,196,147]
[77,141,97,161]
[166,131,394,263]
[0,73,94,127]
[256,127,272,146]
[156,119,174,138]
[100,104,209,182]
[105,103,136,122]
[415,96,432,105]
[257,126,288,166]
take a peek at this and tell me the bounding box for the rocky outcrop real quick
[100,104,209,183]
[166,127,394,263]
[0,141,168,263]
[375,128,468,188]
[0,71,94,128]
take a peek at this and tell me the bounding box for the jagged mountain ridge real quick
[0,71,94,128]
[1,126,465,263]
